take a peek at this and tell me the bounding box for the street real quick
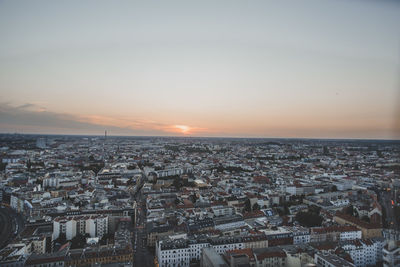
[0,206,25,249]
[132,172,154,267]
[380,191,399,231]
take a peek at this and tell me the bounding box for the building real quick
[282,226,310,245]
[333,213,382,239]
[261,230,293,247]
[25,244,68,267]
[200,247,228,267]
[10,195,28,214]
[211,205,235,217]
[0,244,28,267]
[253,247,287,267]
[213,214,245,231]
[314,252,355,267]
[52,215,108,240]
[225,248,256,266]
[283,244,315,267]
[341,239,385,267]
[147,223,174,247]
[382,240,400,267]
[156,239,191,267]
[65,246,133,266]
[157,235,273,267]
[155,167,191,178]
[310,226,361,243]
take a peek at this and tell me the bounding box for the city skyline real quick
[1,1,400,139]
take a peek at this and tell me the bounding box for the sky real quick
[0,0,400,139]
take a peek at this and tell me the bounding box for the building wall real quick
[333,215,382,239]
[65,220,76,240]
[257,256,286,267]
[85,218,96,237]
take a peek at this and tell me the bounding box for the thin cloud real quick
[0,103,208,136]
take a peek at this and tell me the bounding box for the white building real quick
[286,186,302,196]
[155,167,192,178]
[189,242,210,261]
[53,215,108,240]
[157,240,190,267]
[330,199,350,207]
[211,205,235,217]
[10,195,25,213]
[157,236,248,267]
[314,252,355,267]
[339,228,362,241]
[281,226,310,244]
[214,220,245,231]
[341,239,385,267]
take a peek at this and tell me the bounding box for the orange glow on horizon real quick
[174,125,191,135]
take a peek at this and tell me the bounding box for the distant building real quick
[36,138,47,149]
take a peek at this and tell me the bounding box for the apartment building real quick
[52,215,108,240]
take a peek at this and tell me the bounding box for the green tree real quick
[344,205,354,216]
[295,211,323,227]
[26,159,32,170]
[189,193,198,204]
[172,177,182,189]
[244,198,251,212]
[361,215,370,223]
[0,162,7,171]
[252,203,260,211]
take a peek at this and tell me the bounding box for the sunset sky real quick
[1,0,399,139]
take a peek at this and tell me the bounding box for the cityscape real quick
[1,1,400,267]
[0,134,399,266]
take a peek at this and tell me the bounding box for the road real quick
[132,171,154,267]
[380,191,399,231]
[0,206,25,249]
[0,206,12,249]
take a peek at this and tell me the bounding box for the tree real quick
[252,203,260,211]
[283,204,289,215]
[344,205,354,216]
[361,215,370,223]
[331,185,338,192]
[70,235,87,249]
[53,233,67,246]
[100,233,114,245]
[295,211,323,227]
[0,162,7,171]
[189,193,198,204]
[244,198,251,212]
[309,205,321,214]
[172,177,182,190]
[26,159,32,170]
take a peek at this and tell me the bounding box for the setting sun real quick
[175,125,191,135]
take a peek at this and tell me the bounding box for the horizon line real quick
[1,131,399,142]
